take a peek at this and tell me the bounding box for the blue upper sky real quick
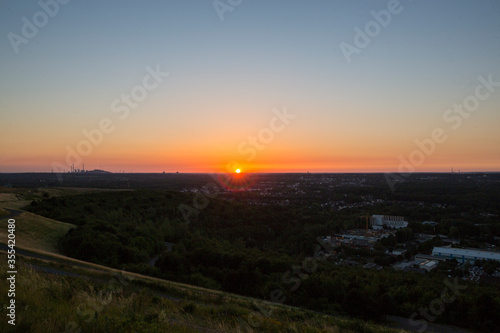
[1,0,499,172]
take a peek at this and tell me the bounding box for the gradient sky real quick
[1,0,499,173]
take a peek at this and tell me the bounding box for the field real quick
[0,211,74,253]
[0,187,132,253]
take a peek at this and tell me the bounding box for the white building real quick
[432,247,500,264]
[420,260,439,272]
[370,215,408,230]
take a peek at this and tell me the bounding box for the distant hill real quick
[85,169,112,174]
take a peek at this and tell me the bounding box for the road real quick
[0,208,222,331]
[0,208,23,220]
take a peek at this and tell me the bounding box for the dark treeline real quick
[25,186,500,332]
[4,172,500,212]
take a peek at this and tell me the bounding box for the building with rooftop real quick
[432,247,500,264]
[370,215,408,230]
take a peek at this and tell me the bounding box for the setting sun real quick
[235,169,241,174]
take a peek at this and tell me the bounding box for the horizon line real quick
[1,171,500,175]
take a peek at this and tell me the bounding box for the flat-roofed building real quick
[419,260,439,272]
[432,247,500,264]
[370,215,408,230]
[415,254,447,262]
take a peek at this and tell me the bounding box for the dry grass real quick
[0,256,407,333]
[0,193,18,201]
[0,192,28,209]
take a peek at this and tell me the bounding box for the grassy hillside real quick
[0,186,132,210]
[0,187,132,253]
[0,255,406,333]
[0,211,74,254]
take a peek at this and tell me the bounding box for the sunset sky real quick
[1,0,499,173]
